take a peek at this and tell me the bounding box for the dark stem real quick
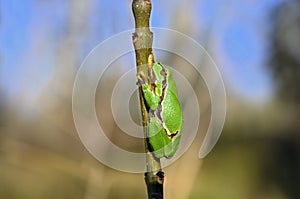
[132,0,164,198]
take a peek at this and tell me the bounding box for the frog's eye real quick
[160,69,167,77]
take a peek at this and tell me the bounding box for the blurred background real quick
[1,0,300,198]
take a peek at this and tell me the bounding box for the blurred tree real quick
[269,0,300,106]
[265,1,300,199]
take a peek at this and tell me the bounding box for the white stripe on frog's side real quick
[152,63,175,139]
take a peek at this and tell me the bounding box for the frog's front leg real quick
[142,84,160,110]
[137,72,160,110]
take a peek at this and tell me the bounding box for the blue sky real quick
[1,0,282,102]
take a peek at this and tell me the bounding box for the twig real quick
[132,0,164,198]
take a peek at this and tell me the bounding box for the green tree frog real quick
[137,54,183,159]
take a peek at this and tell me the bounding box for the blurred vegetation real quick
[264,0,300,198]
[1,1,300,199]
[269,0,300,106]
